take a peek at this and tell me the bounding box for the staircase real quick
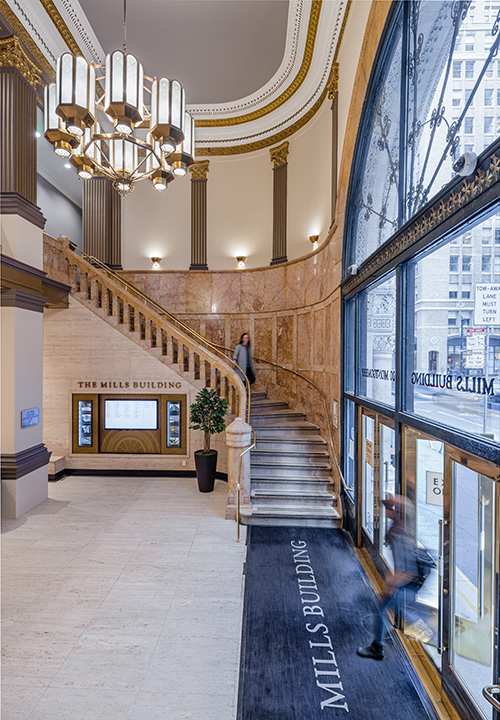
[242,391,341,528]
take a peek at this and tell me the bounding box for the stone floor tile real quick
[27,686,138,720]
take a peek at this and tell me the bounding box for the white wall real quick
[37,175,83,247]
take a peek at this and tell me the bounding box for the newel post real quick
[225,417,253,520]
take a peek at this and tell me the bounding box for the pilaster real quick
[189,160,210,270]
[270,141,289,266]
[83,177,122,269]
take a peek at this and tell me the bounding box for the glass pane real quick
[450,463,496,720]
[344,298,355,394]
[78,400,92,446]
[167,401,181,447]
[379,423,396,569]
[362,414,375,541]
[352,18,403,266]
[406,1,500,217]
[343,399,356,499]
[404,430,442,653]
[358,273,396,407]
[405,213,500,442]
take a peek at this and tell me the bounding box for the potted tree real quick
[189,388,228,492]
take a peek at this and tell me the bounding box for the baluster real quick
[90,278,99,304]
[133,308,140,334]
[102,287,110,312]
[112,294,120,317]
[123,303,130,327]
[69,264,78,292]
[211,367,217,388]
[199,357,206,385]
[80,271,89,297]
[144,318,152,342]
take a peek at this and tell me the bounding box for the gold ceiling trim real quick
[196,1,350,156]
[0,0,54,79]
[0,34,42,88]
[39,0,83,58]
[198,88,328,157]
[196,0,323,128]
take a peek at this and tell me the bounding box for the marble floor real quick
[1,476,247,720]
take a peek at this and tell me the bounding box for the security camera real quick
[452,151,477,177]
[347,264,358,276]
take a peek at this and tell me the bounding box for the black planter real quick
[194,450,218,493]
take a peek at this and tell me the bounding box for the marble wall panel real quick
[240,265,286,313]
[211,274,242,314]
[230,316,251,354]
[324,301,333,368]
[252,316,273,362]
[204,318,226,349]
[284,262,306,309]
[297,312,312,370]
[313,308,325,368]
[277,315,294,366]
[331,295,341,372]
[185,273,213,313]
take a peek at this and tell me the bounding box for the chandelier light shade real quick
[104,51,144,134]
[170,112,195,177]
[56,53,95,136]
[44,82,80,158]
[150,78,185,153]
[43,21,194,197]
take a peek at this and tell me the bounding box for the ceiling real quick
[78,0,289,106]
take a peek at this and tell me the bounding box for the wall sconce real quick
[151,256,161,270]
[309,235,319,250]
[236,255,246,269]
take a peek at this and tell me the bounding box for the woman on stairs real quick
[232,333,256,387]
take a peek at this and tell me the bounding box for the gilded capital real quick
[327,63,339,100]
[269,141,289,168]
[0,35,42,89]
[189,160,210,180]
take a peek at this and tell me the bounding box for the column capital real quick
[269,141,289,168]
[0,35,42,90]
[189,160,210,180]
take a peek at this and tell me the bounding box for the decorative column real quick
[83,177,121,269]
[0,35,50,518]
[189,160,210,270]
[0,35,44,230]
[269,141,289,265]
[327,63,339,227]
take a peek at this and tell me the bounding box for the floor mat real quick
[238,526,432,720]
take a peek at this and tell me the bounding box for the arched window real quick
[347,0,500,269]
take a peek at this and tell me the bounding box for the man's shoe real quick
[357,641,384,660]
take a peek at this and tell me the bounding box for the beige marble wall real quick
[43,297,228,474]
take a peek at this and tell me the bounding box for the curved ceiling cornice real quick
[1,0,348,155]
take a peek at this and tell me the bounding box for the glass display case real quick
[78,400,93,446]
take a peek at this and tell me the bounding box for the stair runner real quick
[241,391,341,528]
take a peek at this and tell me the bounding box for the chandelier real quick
[43,8,194,197]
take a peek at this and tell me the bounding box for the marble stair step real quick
[250,391,267,401]
[252,478,334,492]
[251,490,336,509]
[251,450,330,465]
[240,507,341,528]
[255,438,327,452]
[250,464,332,479]
[254,423,321,437]
[250,400,289,413]
[250,411,307,425]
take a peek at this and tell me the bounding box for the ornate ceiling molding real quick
[2,0,349,154]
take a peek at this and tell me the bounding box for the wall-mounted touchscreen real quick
[104,399,158,430]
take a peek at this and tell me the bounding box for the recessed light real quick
[64,163,71,169]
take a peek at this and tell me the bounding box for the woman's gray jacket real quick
[232,343,254,383]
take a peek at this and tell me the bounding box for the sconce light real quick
[236,255,246,269]
[309,235,319,250]
[151,256,161,270]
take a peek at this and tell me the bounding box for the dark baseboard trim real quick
[49,468,228,482]
[0,193,46,229]
[1,288,47,312]
[1,444,51,480]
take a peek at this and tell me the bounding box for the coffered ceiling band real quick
[195,0,322,128]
